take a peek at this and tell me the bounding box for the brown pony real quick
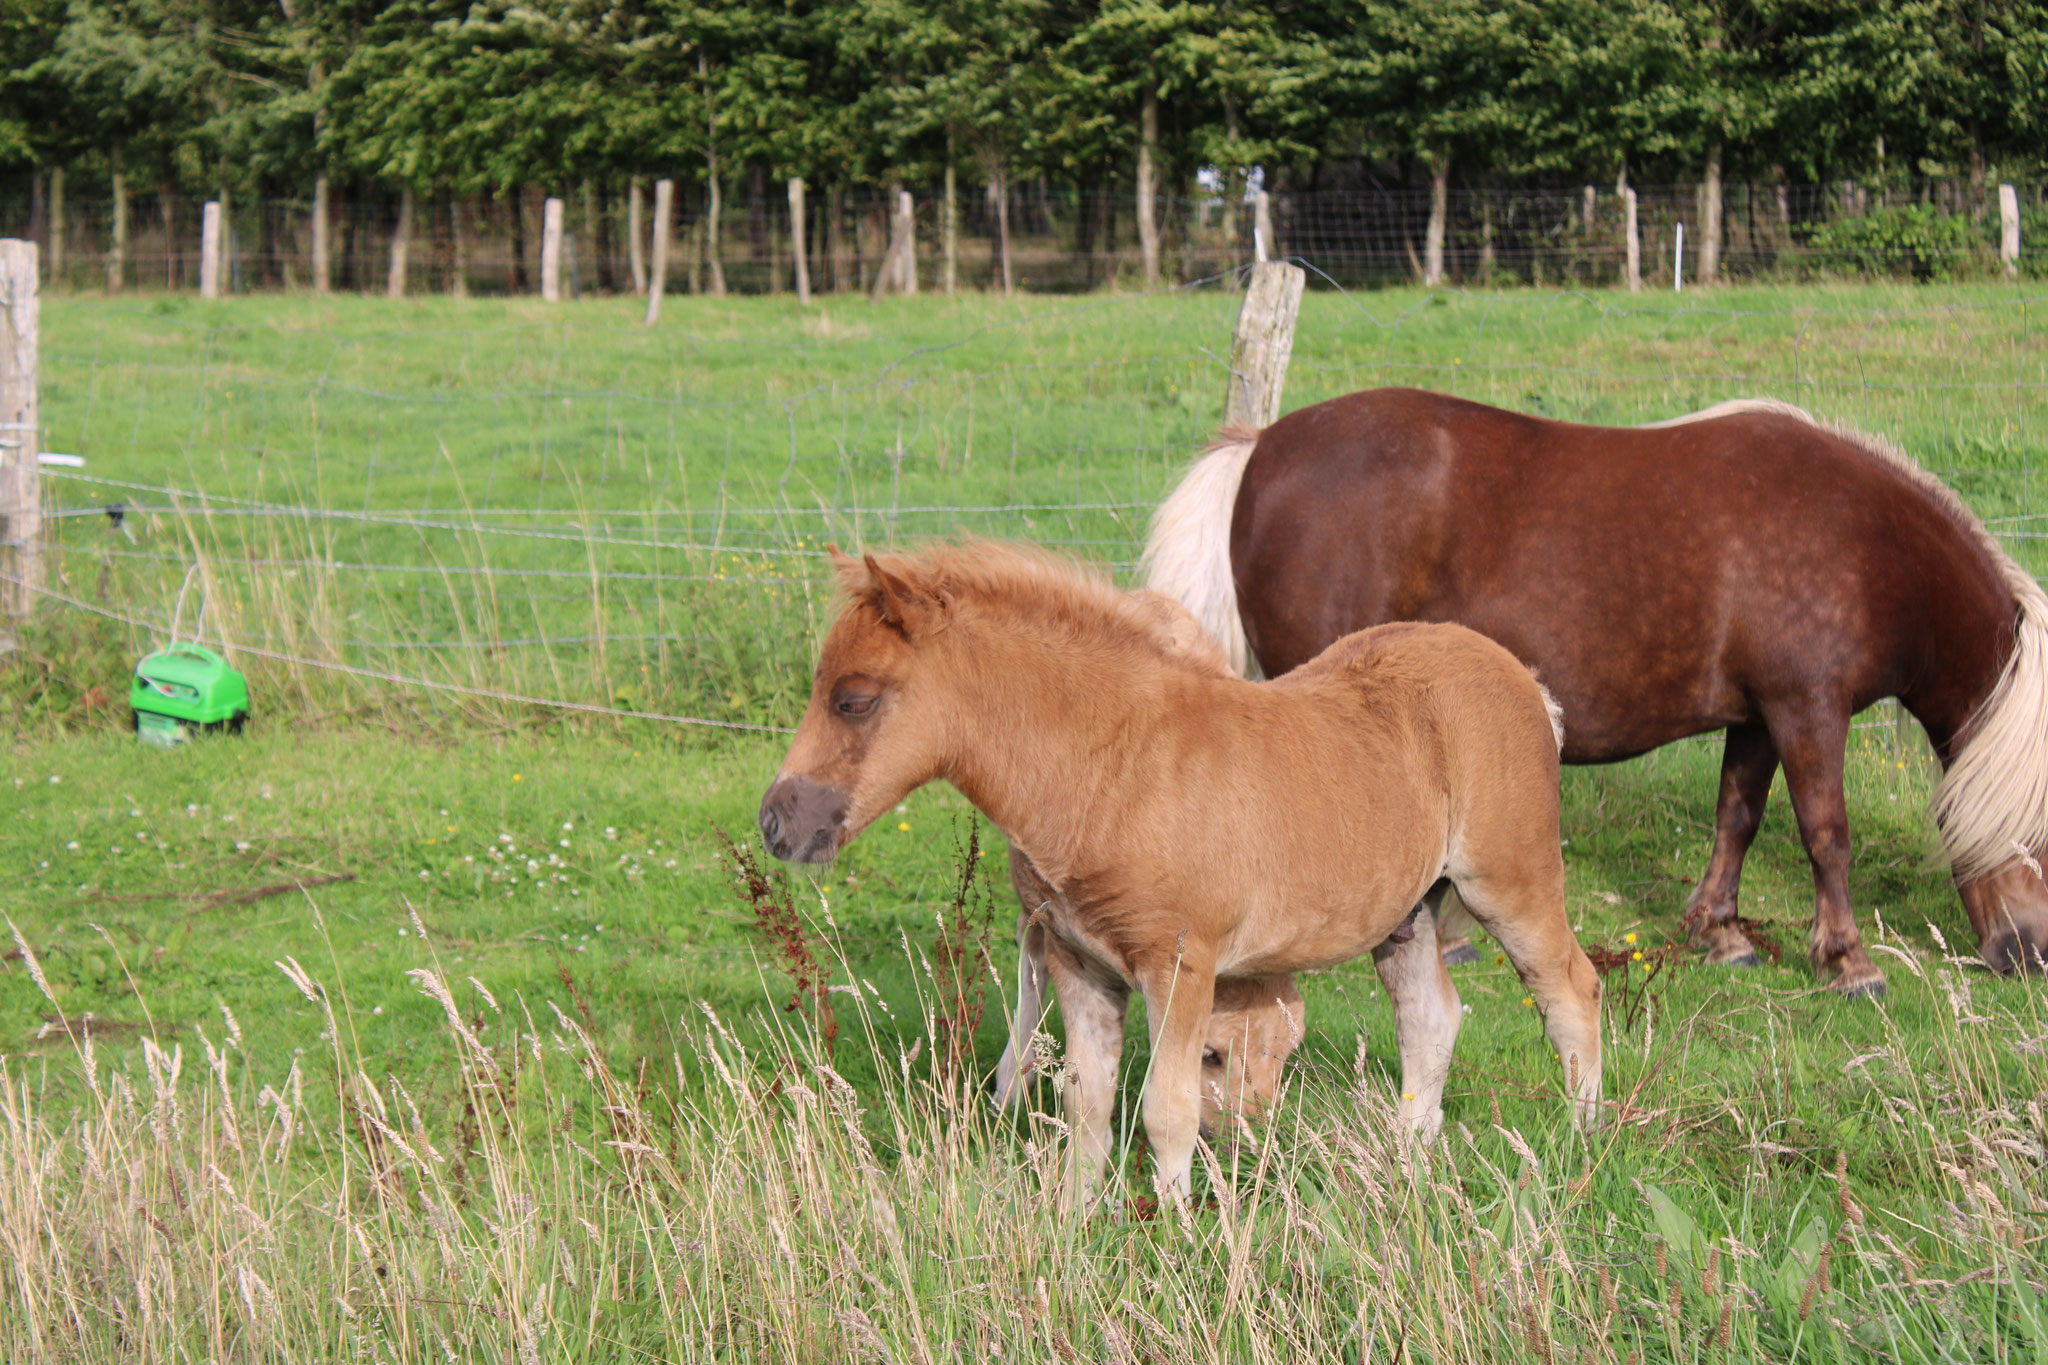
[759,543,1600,1202]
[1145,390,2048,996]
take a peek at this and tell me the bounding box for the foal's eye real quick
[1202,1047,1225,1068]
[836,694,877,717]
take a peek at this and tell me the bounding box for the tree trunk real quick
[48,168,65,285]
[1701,142,1723,285]
[509,190,528,291]
[581,181,599,292]
[387,186,412,297]
[942,152,958,295]
[450,196,469,297]
[706,158,726,296]
[1423,153,1448,287]
[311,174,330,293]
[995,166,1014,295]
[1478,194,1494,283]
[627,179,647,295]
[1136,90,1160,284]
[827,185,847,292]
[161,189,178,289]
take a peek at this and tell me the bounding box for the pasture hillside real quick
[1,283,2046,1362]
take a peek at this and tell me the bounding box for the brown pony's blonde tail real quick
[1930,567,2048,882]
[1140,425,1262,676]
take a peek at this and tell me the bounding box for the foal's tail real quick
[1141,425,1263,676]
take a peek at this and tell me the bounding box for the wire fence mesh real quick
[4,180,2044,298]
[14,275,2048,734]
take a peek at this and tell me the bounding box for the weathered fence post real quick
[0,240,39,648]
[311,174,331,294]
[200,201,223,298]
[627,179,647,296]
[541,196,564,302]
[1581,184,1595,230]
[1253,190,1274,263]
[897,191,918,295]
[1624,188,1642,293]
[1674,222,1685,292]
[2000,184,2021,280]
[643,178,674,326]
[1223,259,1305,430]
[789,177,811,304]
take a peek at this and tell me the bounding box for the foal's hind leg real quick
[1372,895,1462,1143]
[1682,722,1778,967]
[1455,866,1602,1131]
[1766,700,1885,997]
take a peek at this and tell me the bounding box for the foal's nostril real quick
[759,804,782,850]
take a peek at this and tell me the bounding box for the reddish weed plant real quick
[721,830,839,1059]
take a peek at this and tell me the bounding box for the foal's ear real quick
[826,543,865,592]
[863,552,951,638]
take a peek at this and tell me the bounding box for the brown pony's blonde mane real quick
[840,540,1229,673]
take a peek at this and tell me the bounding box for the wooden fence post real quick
[1223,259,1304,430]
[1253,190,1274,263]
[0,240,39,645]
[627,180,647,296]
[541,196,564,302]
[789,177,811,304]
[200,201,223,298]
[1624,188,1642,293]
[311,174,331,294]
[644,178,674,326]
[898,191,918,295]
[2000,184,2021,280]
[48,168,65,286]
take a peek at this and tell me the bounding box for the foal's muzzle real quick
[758,775,850,863]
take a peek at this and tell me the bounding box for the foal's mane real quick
[850,540,1228,672]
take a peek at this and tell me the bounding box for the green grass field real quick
[2,283,2047,1362]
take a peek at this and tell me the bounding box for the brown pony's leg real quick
[1135,951,1219,1201]
[995,845,1056,1107]
[1041,937,1128,1211]
[1767,703,1886,997]
[1371,903,1462,1142]
[993,907,1049,1107]
[1682,723,1778,967]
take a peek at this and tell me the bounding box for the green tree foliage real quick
[4,0,2044,195]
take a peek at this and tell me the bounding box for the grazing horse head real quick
[759,549,956,863]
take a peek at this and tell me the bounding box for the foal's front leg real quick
[1137,951,1218,1200]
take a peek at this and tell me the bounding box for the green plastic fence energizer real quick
[130,644,251,746]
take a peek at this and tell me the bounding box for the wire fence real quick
[12,273,2048,734]
[4,179,2044,298]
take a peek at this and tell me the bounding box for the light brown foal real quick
[759,543,1600,1203]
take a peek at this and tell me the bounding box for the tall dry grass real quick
[2,893,2044,1363]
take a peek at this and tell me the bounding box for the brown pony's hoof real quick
[1978,930,2048,976]
[1691,920,1759,968]
[1440,940,1481,967]
[1829,969,1888,1001]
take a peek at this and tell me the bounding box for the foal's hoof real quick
[1978,930,2048,977]
[1440,940,1481,967]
